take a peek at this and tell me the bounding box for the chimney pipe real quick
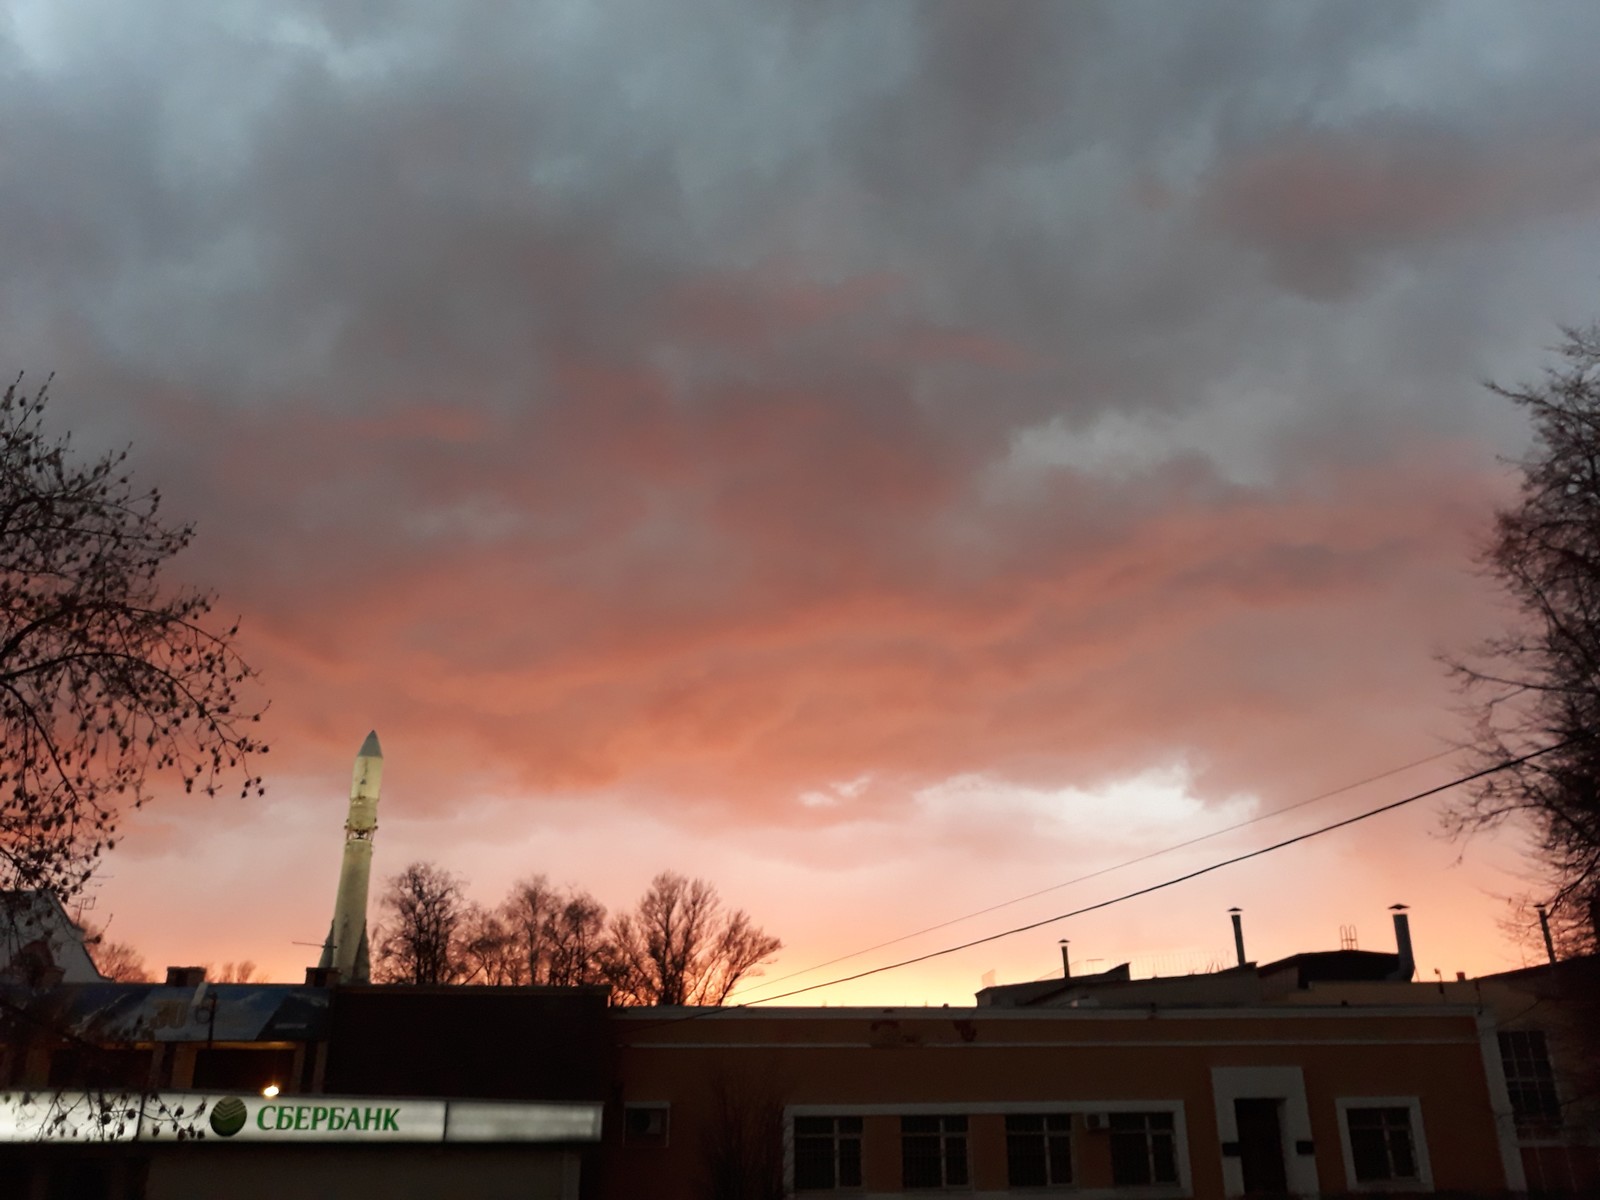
[1228,907,1246,967]
[1388,904,1415,982]
[1536,905,1557,964]
[1059,939,1071,979]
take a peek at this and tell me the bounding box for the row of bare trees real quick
[372,863,782,1006]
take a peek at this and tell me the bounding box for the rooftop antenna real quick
[69,875,109,927]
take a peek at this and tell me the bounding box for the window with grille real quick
[901,1114,968,1188]
[1108,1111,1178,1186]
[1499,1029,1561,1131]
[1345,1106,1419,1184]
[794,1115,863,1190]
[1006,1113,1073,1187]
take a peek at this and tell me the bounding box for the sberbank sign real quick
[247,1102,404,1135]
[0,1091,603,1145]
[199,1096,446,1142]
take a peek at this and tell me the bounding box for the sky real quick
[5,0,1600,1000]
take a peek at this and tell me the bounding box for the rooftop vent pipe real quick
[1059,939,1071,980]
[1536,905,1557,965]
[1388,904,1415,982]
[1228,907,1246,968]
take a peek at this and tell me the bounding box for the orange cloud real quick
[128,353,1508,857]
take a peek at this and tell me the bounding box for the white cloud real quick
[997,387,1289,489]
[913,763,1259,852]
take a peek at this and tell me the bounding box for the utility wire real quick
[728,744,1459,1001]
[696,733,1584,1016]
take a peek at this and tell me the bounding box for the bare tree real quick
[373,864,777,999]
[459,878,611,987]
[545,887,609,987]
[372,862,469,984]
[88,938,150,983]
[498,875,559,984]
[1449,325,1600,954]
[203,961,258,984]
[459,903,524,985]
[606,872,781,1006]
[0,378,265,904]
[496,876,612,987]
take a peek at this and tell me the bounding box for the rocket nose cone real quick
[358,731,382,759]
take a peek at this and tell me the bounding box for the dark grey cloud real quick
[7,2,1598,416]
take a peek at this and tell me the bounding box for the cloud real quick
[1201,124,1600,299]
[119,381,1506,840]
[0,0,1597,898]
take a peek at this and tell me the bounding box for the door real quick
[1233,1098,1288,1195]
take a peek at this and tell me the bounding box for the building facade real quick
[4,953,1595,1198]
[608,1002,1520,1199]
[0,976,609,1200]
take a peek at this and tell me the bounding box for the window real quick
[1499,1030,1561,1131]
[1006,1113,1073,1187]
[1109,1111,1178,1186]
[1345,1107,1419,1184]
[794,1115,862,1190]
[623,1102,669,1147]
[901,1114,968,1188]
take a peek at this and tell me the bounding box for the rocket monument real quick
[318,731,382,982]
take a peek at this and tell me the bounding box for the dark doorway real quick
[1234,1098,1288,1195]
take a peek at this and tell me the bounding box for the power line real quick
[729,744,1459,1001]
[716,734,1581,1011]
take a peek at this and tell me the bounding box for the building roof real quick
[978,949,1407,1008]
[0,891,107,986]
[1259,949,1403,986]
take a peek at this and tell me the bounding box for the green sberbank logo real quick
[204,1096,408,1138]
[256,1102,402,1133]
[209,1097,247,1137]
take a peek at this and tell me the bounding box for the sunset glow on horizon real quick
[6,1,1600,999]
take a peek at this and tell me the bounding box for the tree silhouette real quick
[83,927,151,983]
[605,872,781,1006]
[1450,325,1600,953]
[0,378,265,904]
[488,876,611,987]
[372,862,470,984]
[544,887,609,988]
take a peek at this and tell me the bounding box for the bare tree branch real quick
[1448,325,1600,956]
[0,378,266,902]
